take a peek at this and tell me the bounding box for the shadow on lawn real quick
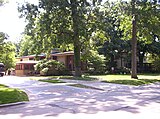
[0,80,160,118]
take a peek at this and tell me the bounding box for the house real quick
[51,51,86,71]
[51,51,74,71]
[15,51,86,76]
[15,54,46,76]
[15,60,39,76]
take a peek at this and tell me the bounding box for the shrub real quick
[82,50,106,75]
[115,67,131,74]
[35,60,69,76]
[152,57,160,72]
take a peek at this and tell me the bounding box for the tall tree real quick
[70,0,81,76]
[118,0,160,77]
[0,32,16,70]
[19,0,102,77]
[131,0,138,78]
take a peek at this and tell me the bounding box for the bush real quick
[152,58,160,73]
[114,67,130,74]
[35,60,69,76]
[82,50,106,75]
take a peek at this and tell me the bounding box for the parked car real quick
[0,63,5,77]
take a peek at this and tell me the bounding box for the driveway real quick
[0,76,160,119]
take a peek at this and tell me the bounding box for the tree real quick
[0,0,5,6]
[19,0,102,77]
[0,32,16,70]
[131,0,138,79]
[91,2,130,73]
[118,0,160,78]
[137,36,160,73]
[19,35,33,56]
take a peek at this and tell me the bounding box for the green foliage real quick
[68,84,104,91]
[0,32,16,70]
[18,0,103,77]
[151,56,160,73]
[18,0,160,76]
[82,50,106,74]
[115,67,131,74]
[0,84,29,104]
[118,0,160,42]
[35,60,69,76]
[19,35,33,56]
[39,79,66,83]
[102,79,160,86]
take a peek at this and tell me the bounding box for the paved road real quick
[0,76,160,119]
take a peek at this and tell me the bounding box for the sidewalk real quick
[0,76,160,119]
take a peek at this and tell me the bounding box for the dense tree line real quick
[18,0,160,78]
[0,33,16,70]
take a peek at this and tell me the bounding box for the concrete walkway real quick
[0,76,160,119]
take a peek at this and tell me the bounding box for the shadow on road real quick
[0,76,160,118]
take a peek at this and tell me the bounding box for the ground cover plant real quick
[0,84,29,104]
[39,79,66,83]
[31,74,160,86]
[92,74,160,86]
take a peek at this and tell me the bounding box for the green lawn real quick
[30,74,160,86]
[39,79,66,83]
[68,84,104,91]
[91,74,160,86]
[0,84,29,105]
[31,75,98,81]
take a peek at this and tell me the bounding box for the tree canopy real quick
[18,0,160,76]
[18,0,103,77]
[0,32,16,70]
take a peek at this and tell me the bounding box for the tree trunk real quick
[139,52,145,73]
[71,0,82,77]
[131,0,138,79]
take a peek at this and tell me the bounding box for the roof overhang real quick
[51,51,74,56]
[16,61,39,65]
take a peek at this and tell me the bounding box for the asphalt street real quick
[0,76,160,119]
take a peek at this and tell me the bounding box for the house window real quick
[30,65,34,70]
[16,65,22,70]
[16,65,19,70]
[24,65,29,70]
[52,56,57,60]
[29,58,34,60]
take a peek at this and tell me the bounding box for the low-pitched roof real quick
[21,54,46,58]
[16,61,39,64]
[51,51,74,56]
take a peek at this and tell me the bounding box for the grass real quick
[101,79,160,86]
[68,84,104,91]
[0,84,29,104]
[90,74,160,80]
[39,79,66,83]
[31,75,98,81]
[92,74,160,86]
[30,74,160,86]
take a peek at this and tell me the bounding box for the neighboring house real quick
[51,51,86,72]
[51,51,74,71]
[15,54,46,76]
[15,51,86,76]
[15,60,39,76]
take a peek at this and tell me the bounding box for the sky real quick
[0,0,38,43]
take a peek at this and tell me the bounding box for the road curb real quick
[0,101,28,107]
